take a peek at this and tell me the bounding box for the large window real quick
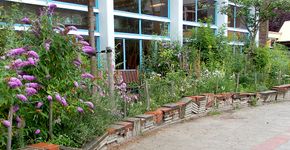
[115,39,140,70]
[114,0,139,13]
[114,16,139,33]
[141,0,168,17]
[114,0,168,17]
[183,0,216,24]
[142,20,168,35]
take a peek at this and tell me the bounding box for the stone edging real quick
[26,84,290,150]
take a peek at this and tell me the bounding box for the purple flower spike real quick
[27,51,39,59]
[44,40,51,51]
[48,3,57,15]
[25,87,37,96]
[81,73,95,79]
[13,105,20,112]
[35,129,41,135]
[2,120,11,128]
[61,97,68,107]
[77,107,84,113]
[9,77,22,88]
[7,48,26,57]
[21,17,31,24]
[17,94,28,102]
[36,102,43,108]
[47,95,53,102]
[25,83,39,89]
[84,101,94,109]
[28,57,37,66]
[82,46,95,56]
[67,26,78,31]
[55,93,62,102]
[75,35,84,41]
[79,41,90,46]
[16,116,22,123]
[23,75,36,81]
[74,81,79,88]
[73,59,82,67]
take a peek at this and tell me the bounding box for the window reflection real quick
[142,20,168,36]
[53,0,94,6]
[228,5,235,28]
[183,25,196,39]
[141,0,168,17]
[197,0,215,23]
[228,5,246,29]
[125,39,139,69]
[55,8,93,30]
[235,7,246,29]
[114,0,139,13]
[114,16,139,33]
[115,39,124,69]
[228,31,248,41]
[183,0,196,22]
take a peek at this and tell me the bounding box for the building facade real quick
[1,0,252,70]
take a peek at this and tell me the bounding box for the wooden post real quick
[236,72,240,92]
[254,72,257,89]
[145,81,150,111]
[88,0,97,77]
[49,101,53,140]
[7,105,13,150]
[124,100,127,118]
[106,47,115,110]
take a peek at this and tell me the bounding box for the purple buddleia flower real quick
[8,77,22,88]
[35,129,41,135]
[81,73,94,79]
[47,95,52,102]
[77,107,84,113]
[13,105,20,112]
[27,51,39,59]
[21,17,31,24]
[79,41,90,46]
[44,40,51,51]
[7,48,26,57]
[67,26,78,31]
[27,57,37,66]
[16,94,27,102]
[16,116,22,123]
[75,35,84,41]
[73,81,79,88]
[25,83,39,89]
[23,75,36,81]
[61,97,68,107]
[48,3,57,15]
[12,59,23,69]
[55,93,62,102]
[84,101,94,109]
[35,102,43,108]
[73,59,82,67]
[2,120,11,128]
[25,87,37,96]
[82,46,95,56]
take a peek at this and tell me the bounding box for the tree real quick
[222,0,290,51]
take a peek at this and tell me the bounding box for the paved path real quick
[114,102,290,150]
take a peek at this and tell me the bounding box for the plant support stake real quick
[145,81,150,111]
[7,105,13,150]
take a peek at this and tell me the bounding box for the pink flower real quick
[25,83,39,89]
[13,105,20,112]
[47,95,53,101]
[7,48,26,57]
[28,57,37,66]
[27,51,39,59]
[21,17,31,24]
[35,102,43,108]
[77,107,84,113]
[67,26,78,31]
[73,59,82,67]
[25,87,37,96]
[79,41,90,46]
[61,97,68,107]
[35,129,41,135]
[17,94,28,102]
[2,120,11,128]
[82,46,95,56]
[48,3,57,15]
[8,77,22,88]
[44,40,51,51]
[75,35,84,41]
[16,116,22,123]
[81,73,95,79]
[84,101,94,109]
[74,81,79,88]
[55,93,62,102]
[23,75,36,81]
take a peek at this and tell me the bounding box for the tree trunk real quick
[88,0,97,78]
